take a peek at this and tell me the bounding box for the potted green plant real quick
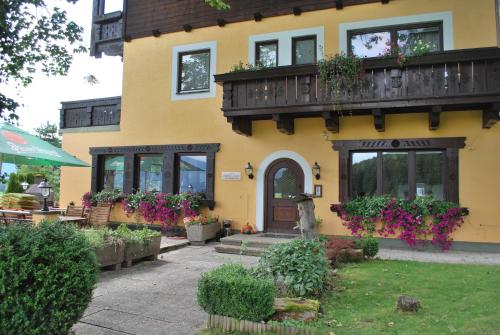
[184,214,219,244]
[82,228,125,270]
[115,224,162,267]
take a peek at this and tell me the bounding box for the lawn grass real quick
[198,260,500,335]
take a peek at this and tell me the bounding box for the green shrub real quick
[254,239,331,298]
[6,173,23,193]
[197,264,275,321]
[0,221,98,334]
[115,224,160,244]
[82,227,121,249]
[362,236,379,258]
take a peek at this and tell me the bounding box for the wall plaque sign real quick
[222,172,241,181]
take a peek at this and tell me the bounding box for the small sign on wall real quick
[314,184,323,198]
[222,172,242,181]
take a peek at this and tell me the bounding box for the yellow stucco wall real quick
[61,0,500,243]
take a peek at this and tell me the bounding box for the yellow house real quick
[60,0,500,251]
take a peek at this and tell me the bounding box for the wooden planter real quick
[123,235,161,267]
[186,222,219,244]
[207,314,314,335]
[94,241,125,270]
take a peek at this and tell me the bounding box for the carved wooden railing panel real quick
[60,97,121,129]
[215,48,500,136]
[90,0,123,58]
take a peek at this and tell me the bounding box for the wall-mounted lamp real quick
[245,162,254,179]
[312,162,321,180]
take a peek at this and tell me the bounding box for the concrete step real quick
[214,244,266,257]
[219,234,296,249]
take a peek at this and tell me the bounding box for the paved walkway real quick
[73,244,258,335]
[378,247,500,265]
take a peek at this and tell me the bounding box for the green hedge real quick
[197,264,275,322]
[0,222,98,334]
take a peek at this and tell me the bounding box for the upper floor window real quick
[256,40,278,67]
[101,155,124,192]
[178,49,211,93]
[136,154,163,192]
[348,22,443,58]
[292,35,317,65]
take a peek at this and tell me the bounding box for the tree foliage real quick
[33,121,61,147]
[0,0,86,121]
[205,0,229,10]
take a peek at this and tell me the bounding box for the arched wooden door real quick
[265,158,304,234]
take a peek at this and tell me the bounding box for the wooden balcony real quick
[60,97,121,130]
[90,0,123,58]
[214,48,500,136]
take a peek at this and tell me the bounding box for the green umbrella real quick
[0,123,89,167]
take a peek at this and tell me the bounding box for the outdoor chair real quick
[88,206,111,227]
[66,205,85,217]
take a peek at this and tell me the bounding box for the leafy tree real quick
[33,121,61,148]
[0,0,86,121]
[6,173,23,193]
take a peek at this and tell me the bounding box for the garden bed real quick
[94,242,125,270]
[123,235,161,267]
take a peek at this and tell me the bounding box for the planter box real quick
[207,314,314,335]
[123,235,161,267]
[186,222,219,244]
[94,242,125,270]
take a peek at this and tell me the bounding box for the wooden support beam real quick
[217,19,226,27]
[429,106,441,130]
[336,0,344,10]
[183,24,192,32]
[253,12,263,22]
[292,7,302,16]
[483,104,500,128]
[372,109,385,132]
[381,0,390,4]
[273,114,294,135]
[322,112,339,133]
[228,117,252,136]
[152,29,161,37]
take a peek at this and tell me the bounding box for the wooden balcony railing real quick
[90,0,123,58]
[60,97,121,130]
[215,48,500,136]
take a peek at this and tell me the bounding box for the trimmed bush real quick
[254,239,331,298]
[362,236,379,258]
[0,221,98,334]
[197,264,275,322]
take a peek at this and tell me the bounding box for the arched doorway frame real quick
[255,150,313,232]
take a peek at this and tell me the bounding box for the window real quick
[333,137,465,203]
[274,167,298,199]
[177,155,207,193]
[91,144,219,206]
[256,40,278,67]
[101,155,124,192]
[349,150,444,200]
[178,49,211,93]
[349,22,443,58]
[292,35,317,65]
[136,155,163,192]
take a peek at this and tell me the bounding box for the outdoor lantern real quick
[21,181,29,191]
[312,162,321,180]
[245,162,254,179]
[38,178,52,212]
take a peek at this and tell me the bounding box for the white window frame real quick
[339,11,454,54]
[248,26,325,66]
[171,41,217,101]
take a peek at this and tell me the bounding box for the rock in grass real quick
[397,295,421,312]
[273,298,320,322]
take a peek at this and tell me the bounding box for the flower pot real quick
[123,235,161,267]
[94,241,125,270]
[186,221,219,244]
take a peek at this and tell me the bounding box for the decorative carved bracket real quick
[483,103,500,128]
[429,106,441,130]
[228,117,252,136]
[322,112,339,133]
[273,114,294,135]
[372,109,385,132]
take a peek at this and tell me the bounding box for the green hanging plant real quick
[318,53,364,101]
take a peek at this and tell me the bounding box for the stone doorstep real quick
[220,234,296,248]
[214,244,264,257]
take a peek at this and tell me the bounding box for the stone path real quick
[73,244,259,335]
[378,248,500,265]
